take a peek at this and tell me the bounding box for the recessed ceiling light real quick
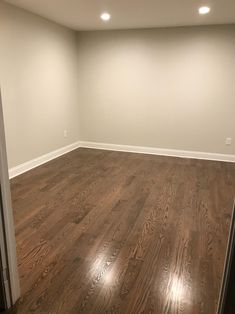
[199,6,211,15]
[100,12,111,21]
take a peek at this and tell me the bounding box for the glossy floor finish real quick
[10,148,235,314]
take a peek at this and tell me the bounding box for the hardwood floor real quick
[9,148,235,314]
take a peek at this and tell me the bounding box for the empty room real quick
[0,0,235,313]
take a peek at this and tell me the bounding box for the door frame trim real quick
[0,89,20,307]
[217,201,235,313]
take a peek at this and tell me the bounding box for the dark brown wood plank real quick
[9,148,235,313]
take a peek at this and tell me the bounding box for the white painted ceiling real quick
[5,0,235,31]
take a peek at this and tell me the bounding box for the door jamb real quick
[0,89,20,307]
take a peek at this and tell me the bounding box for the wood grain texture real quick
[9,148,235,314]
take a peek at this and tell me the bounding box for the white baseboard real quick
[9,140,235,179]
[79,141,235,163]
[9,141,80,179]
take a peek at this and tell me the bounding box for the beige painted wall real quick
[0,2,80,168]
[77,26,235,155]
